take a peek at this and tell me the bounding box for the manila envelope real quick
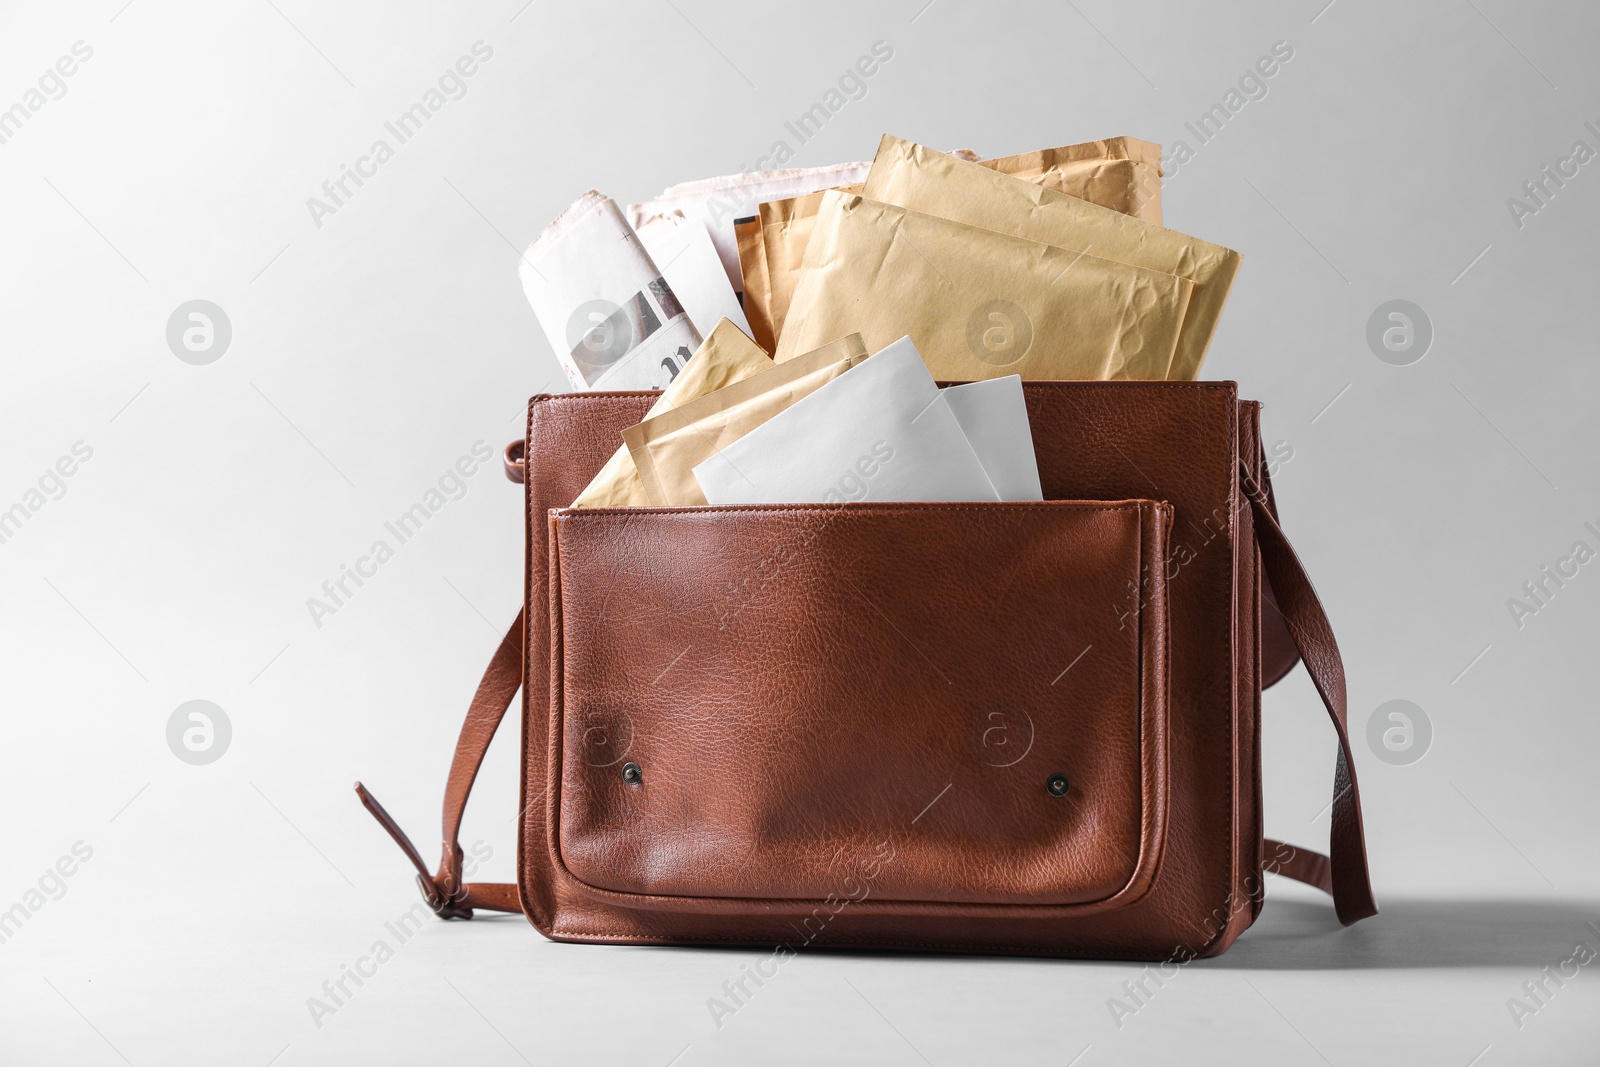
[626,334,869,507]
[759,184,862,352]
[695,337,999,506]
[733,215,777,353]
[862,135,1240,381]
[772,192,1192,382]
[760,136,1163,346]
[571,318,772,508]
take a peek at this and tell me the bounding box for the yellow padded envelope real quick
[772,193,1192,382]
[570,318,772,507]
[625,334,869,507]
[756,136,1166,348]
[862,135,1240,380]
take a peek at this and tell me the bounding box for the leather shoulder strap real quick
[355,609,525,918]
[1255,448,1303,688]
[356,469,1376,926]
[1244,463,1377,925]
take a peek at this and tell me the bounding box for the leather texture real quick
[356,380,1376,958]
[550,501,1170,915]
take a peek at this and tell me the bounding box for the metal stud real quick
[621,761,642,785]
[1046,773,1070,797]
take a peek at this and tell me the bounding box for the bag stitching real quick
[553,502,1150,519]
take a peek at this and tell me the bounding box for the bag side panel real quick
[519,394,658,933]
[1207,399,1267,954]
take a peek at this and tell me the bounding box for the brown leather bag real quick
[357,380,1376,959]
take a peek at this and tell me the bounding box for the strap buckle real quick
[354,781,478,920]
[417,873,474,920]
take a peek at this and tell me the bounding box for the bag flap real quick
[546,501,1171,914]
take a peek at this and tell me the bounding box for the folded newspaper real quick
[519,190,704,391]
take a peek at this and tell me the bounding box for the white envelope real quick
[942,377,1043,501]
[693,337,1000,506]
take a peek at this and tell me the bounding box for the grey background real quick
[2,0,1596,1063]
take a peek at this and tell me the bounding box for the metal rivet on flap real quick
[621,761,642,785]
[1046,773,1070,797]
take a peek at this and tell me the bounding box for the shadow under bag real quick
[357,379,1377,960]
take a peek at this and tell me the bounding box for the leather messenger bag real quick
[357,379,1377,960]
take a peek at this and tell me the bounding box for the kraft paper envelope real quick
[772,192,1192,381]
[626,334,870,507]
[745,153,969,348]
[571,319,772,508]
[975,136,1164,225]
[759,137,1163,347]
[759,184,861,351]
[942,376,1043,501]
[733,214,777,353]
[862,135,1240,381]
[694,337,999,506]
